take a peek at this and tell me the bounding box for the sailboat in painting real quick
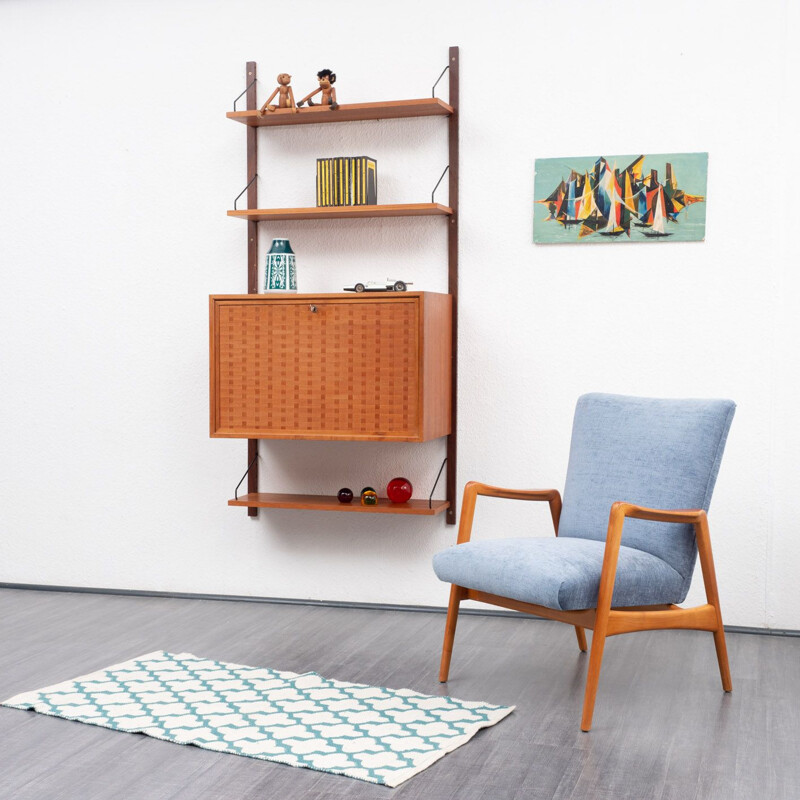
[536,154,706,243]
[598,168,628,237]
[642,187,672,238]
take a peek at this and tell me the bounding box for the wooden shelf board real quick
[228,493,450,516]
[226,98,453,127]
[227,203,452,221]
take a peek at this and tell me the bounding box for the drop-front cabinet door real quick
[210,293,451,442]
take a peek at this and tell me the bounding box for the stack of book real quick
[316,157,377,207]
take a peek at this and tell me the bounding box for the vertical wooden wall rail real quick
[246,61,259,518]
[446,46,459,526]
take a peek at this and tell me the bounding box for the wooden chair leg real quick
[574,626,588,652]
[695,515,732,692]
[713,627,732,692]
[439,585,465,682]
[580,503,624,731]
[580,624,607,731]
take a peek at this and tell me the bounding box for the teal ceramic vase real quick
[265,238,297,292]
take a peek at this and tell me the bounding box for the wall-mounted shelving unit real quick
[216,48,459,524]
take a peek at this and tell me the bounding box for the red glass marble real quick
[386,477,413,503]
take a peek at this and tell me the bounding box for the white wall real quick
[1,0,797,629]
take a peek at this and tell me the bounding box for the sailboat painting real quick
[534,152,707,244]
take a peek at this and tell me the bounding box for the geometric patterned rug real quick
[1,651,514,787]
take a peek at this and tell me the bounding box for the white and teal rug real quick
[1,651,514,787]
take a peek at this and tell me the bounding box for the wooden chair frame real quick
[438,481,732,731]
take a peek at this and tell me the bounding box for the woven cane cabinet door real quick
[210,292,451,442]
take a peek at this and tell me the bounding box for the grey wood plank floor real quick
[0,588,798,799]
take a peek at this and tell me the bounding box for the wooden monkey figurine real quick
[298,69,338,110]
[258,73,299,115]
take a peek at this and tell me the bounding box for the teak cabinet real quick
[210,293,452,442]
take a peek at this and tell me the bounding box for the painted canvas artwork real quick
[533,152,707,243]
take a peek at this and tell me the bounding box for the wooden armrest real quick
[595,503,710,614]
[611,502,706,525]
[456,482,563,544]
[603,503,707,570]
[466,481,561,503]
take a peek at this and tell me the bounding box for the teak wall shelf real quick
[221,49,459,523]
[227,203,452,222]
[228,494,450,516]
[226,98,453,127]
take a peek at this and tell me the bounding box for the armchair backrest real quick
[559,393,735,601]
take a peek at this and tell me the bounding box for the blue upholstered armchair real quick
[433,393,736,731]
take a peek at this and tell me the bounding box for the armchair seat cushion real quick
[432,537,685,611]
